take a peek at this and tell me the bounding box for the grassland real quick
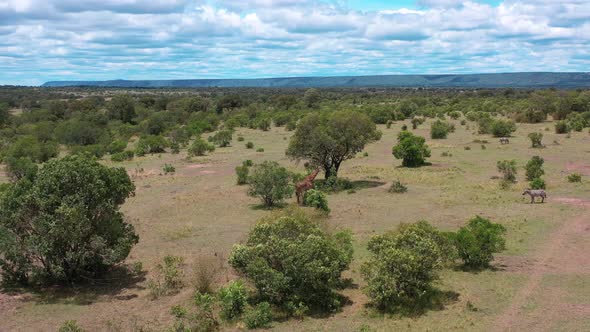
[1,118,589,331]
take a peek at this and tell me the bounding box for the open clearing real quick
[1,119,589,331]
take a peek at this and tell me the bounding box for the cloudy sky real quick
[1,0,589,85]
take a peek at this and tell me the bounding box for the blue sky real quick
[0,0,589,85]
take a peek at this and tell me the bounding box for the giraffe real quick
[296,168,320,205]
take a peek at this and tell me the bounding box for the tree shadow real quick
[249,202,289,211]
[1,264,147,306]
[350,180,386,190]
[368,288,460,318]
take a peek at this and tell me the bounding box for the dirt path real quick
[492,198,590,331]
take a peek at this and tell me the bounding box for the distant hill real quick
[42,72,590,88]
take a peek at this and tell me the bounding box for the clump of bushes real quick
[58,320,85,332]
[392,131,431,167]
[430,120,454,139]
[555,120,570,134]
[452,216,506,269]
[237,136,245,142]
[244,302,272,329]
[148,255,185,299]
[256,148,264,153]
[361,221,453,312]
[490,119,517,137]
[530,177,546,190]
[303,189,330,213]
[568,173,582,183]
[188,137,215,157]
[245,141,254,149]
[162,163,175,174]
[111,150,134,162]
[211,130,233,147]
[235,162,250,185]
[170,293,219,332]
[229,211,353,313]
[497,159,517,186]
[218,280,248,320]
[247,161,293,207]
[135,135,168,156]
[525,156,544,181]
[388,180,407,193]
[528,132,544,148]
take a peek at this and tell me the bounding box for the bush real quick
[0,155,137,284]
[246,141,254,149]
[237,136,245,142]
[235,165,250,185]
[188,138,215,157]
[386,120,393,129]
[218,280,248,320]
[247,161,293,207]
[107,140,127,154]
[388,180,407,193]
[244,302,272,329]
[171,293,219,332]
[555,120,570,134]
[58,320,85,332]
[361,221,453,311]
[135,135,168,156]
[303,189,330,213]
[316,176,353,192]
[411,117,425,130]
[70,144,106,159]
[530,178,546,190]
[4,157,38,182]
[229,212,353,312]
[285,121,297,131]
[525,156,544,181]
[148,255,185,299]
[256,148,264,153]
[192,255,222,294]
[453,216,506,269]
[163,163,176,174]
[430,120,454,139]
[111,150,134,162]
[242,160,253,167]
[528,132,543,148]
[568,173,582,183]
[490,119,517,137]
[392,131,431,167]
[497,160,517,183]
[211,130,233,147]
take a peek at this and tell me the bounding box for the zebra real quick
[522,189,547,204]
[499,137,510,144]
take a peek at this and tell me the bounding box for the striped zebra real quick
[522,189,546,204]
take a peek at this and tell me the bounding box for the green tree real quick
[107,94,136,123]
[135,135,168,156]
[362,221,453,311]
[188,138,215,157]
[0,155,138,284]
[525,156,544,181]
[0,102,10,126]
[211,130,233,147]
[430,120,454,139]
[528,132,543,148]
[218,280,248,320]
[303,88,321,108]
[555,120,570,134]
[286,111,380,179]
[229,211,353,312]
[497,160,517,183]
[247,161,293,207]
[453,216,506,269]
[490,119,517,137]
[392,131,431,167]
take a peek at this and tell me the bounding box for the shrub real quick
[256,148,264,153]
[497,160,517,183]
[530,178,546,190]
[211,130,233,147]
[218,280,248,320]
[362,221,453,311]
[163,163,176,174]
[525,156,544,181]
[135,135,168,156]
[235,165,250,185]
[491,119,517,137]
[303,189,330,213]
[285,121,297,131]
[0,155,137,284]
[316,176,353,192]
[171,293,219,332]
[453,216,506,269]
[244,302,272,329]
[188,138,215,157]
[4,157,38,182]
[192,255,222,294]
[392,131,431,167]
[229,213,353,312]
[257,118,271,131]
[386,120,393,129]
[70,144,106,159]
[401,124,408,131]
[111,150,134,162]
[237,136,245,142]
[388,180,407,193]
[107,140,127,154]
[246,141,254,149]
[58,320,85,332]
[247,161,294,207]
[242,160,254,167]
[555,120,570,134]
[430,120,454,139]
[148,255,185,299]
[568,173,582,183]
[528,132,543,148]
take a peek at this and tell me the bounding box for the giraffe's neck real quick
[307,169,320,182]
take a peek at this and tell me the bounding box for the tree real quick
[555,120,570,134]
[490,119,516,137]
[362,221,453,311]
[0,102,10,126]
[211,130,233,147]
[497,160,517,183]
[0,155,138,284]
[216,94,243,113]
[430,120,454,139]
[188,138,215,157]
[286,111,381,179]
[108,94,136,123]
[229,211,353,312]
[525,156,544,181]
[4,135,58,163]
[392,131,431,167]
[528,132,543,148]
[247,161,293,207]
[135,135,168,156]
[453,216,506,269]
[303,88,321,108]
